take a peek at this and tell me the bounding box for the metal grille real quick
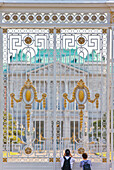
[2,28,108,166]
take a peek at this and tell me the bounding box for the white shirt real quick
[60,156,75,169]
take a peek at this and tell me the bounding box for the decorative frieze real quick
[2,12,108,24]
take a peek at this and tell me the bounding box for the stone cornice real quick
[0,2,114,9]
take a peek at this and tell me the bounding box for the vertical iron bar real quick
[53,28,56,170]
[59,30,62,157]
[107,28,111,170]
[47,30,50,158]
[111,27,114,169]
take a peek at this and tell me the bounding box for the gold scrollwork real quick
[10,75,47,131]
[63,79,99,131]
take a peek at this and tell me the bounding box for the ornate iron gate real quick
[0,5,113,170]
[1,27,109,170]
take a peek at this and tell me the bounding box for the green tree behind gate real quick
[3,112,25,144]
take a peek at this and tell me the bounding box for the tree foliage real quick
[89,113,107,140]
[3,112,25,144]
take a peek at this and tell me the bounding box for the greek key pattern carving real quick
[57,29,107,63]
[2,12,108,24]
[4,29,54,64]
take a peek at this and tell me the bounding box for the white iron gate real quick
[0,27,110,170]
[0,4,113,170]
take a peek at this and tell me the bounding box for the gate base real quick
[3,162,108,170]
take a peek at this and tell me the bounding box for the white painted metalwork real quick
[111,26,114,170]
[53,28,57,170]
[2,12,108,24]
[0,1,114,170]
[1,27,109,169]
[106,28,110,170]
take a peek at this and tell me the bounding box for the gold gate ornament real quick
[63,79,99,131]
[25,147,32,155]
[10,75,47,131]
[78,147,85,154]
